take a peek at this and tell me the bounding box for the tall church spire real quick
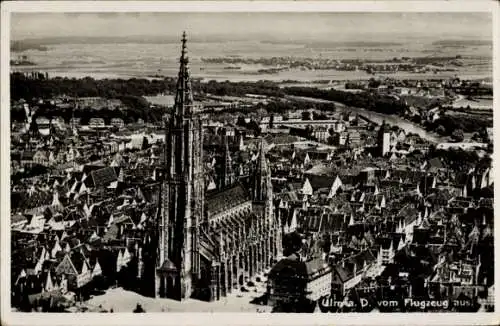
[157,31,203,301]
[174,31,194,117]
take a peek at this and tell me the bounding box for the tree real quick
[237,116,246,126]
[141,136,149,150]
[411,115,422,124]
[313,111,327,120]
[451,129,464,142]
[301,111,311,121]
[283,232,303,256]
[368,78,381,89]
[133,303,145,313]
[436,125,446,135]
[269,114,274,129]
[478,127,490,143]
[430,148,479,172]
[305,125,314,136]
[471,132,482,142]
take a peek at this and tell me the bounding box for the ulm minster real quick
[151,33,282,301]
[9,21,494,313]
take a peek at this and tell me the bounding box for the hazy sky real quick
[11,12,492,41]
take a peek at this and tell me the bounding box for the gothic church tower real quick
[156,32,204,301]
[252,138,283,259]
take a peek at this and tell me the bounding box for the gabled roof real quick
[378,237,393,250]
[318,213,346,233]
[306,174,336,191]
[333,265,351,283]
[335,251,374,284]
[55,254,78,275]
[70,250,89,274]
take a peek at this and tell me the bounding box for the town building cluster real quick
[10,34,494,313]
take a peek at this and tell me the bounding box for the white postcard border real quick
[1,1,499,326]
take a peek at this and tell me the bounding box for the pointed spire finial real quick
[181,31,187,61]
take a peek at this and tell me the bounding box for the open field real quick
[11,40,492,82]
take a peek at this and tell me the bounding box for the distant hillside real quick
[432,39,492,47]
[261,40,404,47]
[11,41,48,52]
[11,34,260,46]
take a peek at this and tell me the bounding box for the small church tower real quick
[253,138,272,204]
[378,120,391,157]
[218,129,235,189]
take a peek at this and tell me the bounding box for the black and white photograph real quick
[1,1,498,325]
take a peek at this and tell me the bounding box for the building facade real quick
[267,255,332,307]
[150,33,283,302]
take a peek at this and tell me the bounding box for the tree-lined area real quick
[10,73,283,101]
[282,86,408,115]
[424,114,492,140]
[10,73,175,100]
[9,73,493,139]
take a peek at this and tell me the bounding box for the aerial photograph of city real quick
[6,9,495,316]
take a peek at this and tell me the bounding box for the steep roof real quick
[70,250,89,274]
[55,254,78,275]
[82,164,106,175]
[85,167,118,188]
[306,174,336,191]
[206,183,250,218]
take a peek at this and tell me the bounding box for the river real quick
[285,95,445,143]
